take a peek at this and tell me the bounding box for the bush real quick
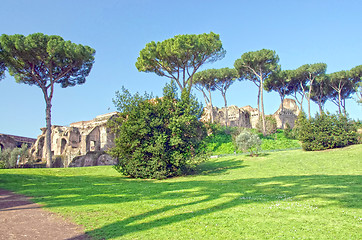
[235,130,261,156]
[0,144,33,169]
[256,115,277,135]
[109,81,207,179]
[298,112,358,151]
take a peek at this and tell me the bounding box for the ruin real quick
[201,98,300,129]
[0,134,36,151]
[29,99,300,168]
[30,112,118,167]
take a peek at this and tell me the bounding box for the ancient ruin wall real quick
[201,98,300,129]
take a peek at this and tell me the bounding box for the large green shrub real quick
[109,82,207,179]
[235,130,262,156]
[298,112,358,151]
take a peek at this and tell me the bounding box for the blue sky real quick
[1,0,361,138]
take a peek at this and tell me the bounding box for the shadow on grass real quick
[0,165,360,239]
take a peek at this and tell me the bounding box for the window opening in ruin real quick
[0,143,4,152]
[90,140,96,151]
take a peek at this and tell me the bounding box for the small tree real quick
[235,130,261,156]
[109,81,207,179]
[0,33,95,167]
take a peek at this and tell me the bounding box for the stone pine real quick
[0,33,95,168]
[234,49,280,136]
[135,32,225,92]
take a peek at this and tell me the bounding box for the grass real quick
[0,144,361,239]
[205,129,301,155]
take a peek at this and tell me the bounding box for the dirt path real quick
[0,189,89,240]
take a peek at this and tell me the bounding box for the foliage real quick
[298,112,358,151]
[204,125,300,154]
[256,115,277,135]
[294,63,327,118]
[1,145,361,239]
[109,81,207,179]
[235,130,261,156]
[234,49,280,135]
[0,33,95,168]
[283,123,295,139]
[135,32,225,91]
[0,144,33,169]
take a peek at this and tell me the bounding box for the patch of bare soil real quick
[0,189,90,240]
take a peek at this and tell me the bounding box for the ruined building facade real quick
[0,134,36,151]
[30,112,118,167]
[201,98,300,129]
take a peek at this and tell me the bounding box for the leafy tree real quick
[328,70,356,115]
[0,44,5,80]
[234,49,280,135]
[265,69,294,111]
[0,33,95,167]
[135,32,225,91]
[109,81,207,179]
[213,68,238,126]
[193,69,216,123]
[287,69,308,112]
[350,65,362,104]
[195,68,237,126]
[295,63,327,119]
[310,75,330,114]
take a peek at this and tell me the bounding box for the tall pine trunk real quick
[45,101,52,168]
[209,89,214,123]
[260,81,266,136]
[222,93,228,126]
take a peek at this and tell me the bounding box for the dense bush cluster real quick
[0,144,33,169]
[109,82,207,179]
[297,112,359,151]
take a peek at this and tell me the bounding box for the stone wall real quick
[30,112,118,167]
[201,98,300,129]
[0,134,36,151]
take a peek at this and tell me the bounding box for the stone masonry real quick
[30,112,118,167]
[201,98,300,129]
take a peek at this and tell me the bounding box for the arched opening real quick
[0,143,4,152]
[61,138,67,154]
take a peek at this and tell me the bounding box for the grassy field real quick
[0,144,361,239]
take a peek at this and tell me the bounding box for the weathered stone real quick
[68,151,117,167]
[30,112,118,167]
[201,98,300,129]
[0,134,36,151]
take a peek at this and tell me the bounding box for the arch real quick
[0,143,4,152]
[61,138,67,154]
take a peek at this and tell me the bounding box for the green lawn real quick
[0,145,361,239]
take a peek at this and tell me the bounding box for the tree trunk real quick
[209,89,214,123]
[222,93,228,126]
[260,79,266,135]
[318,101,323,115]
[338,91,342,114]
[45,101,52,168]
[307,81,313,120]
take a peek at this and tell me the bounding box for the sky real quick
[0,0,361,138]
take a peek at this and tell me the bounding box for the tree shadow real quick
[0,167,360,239]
